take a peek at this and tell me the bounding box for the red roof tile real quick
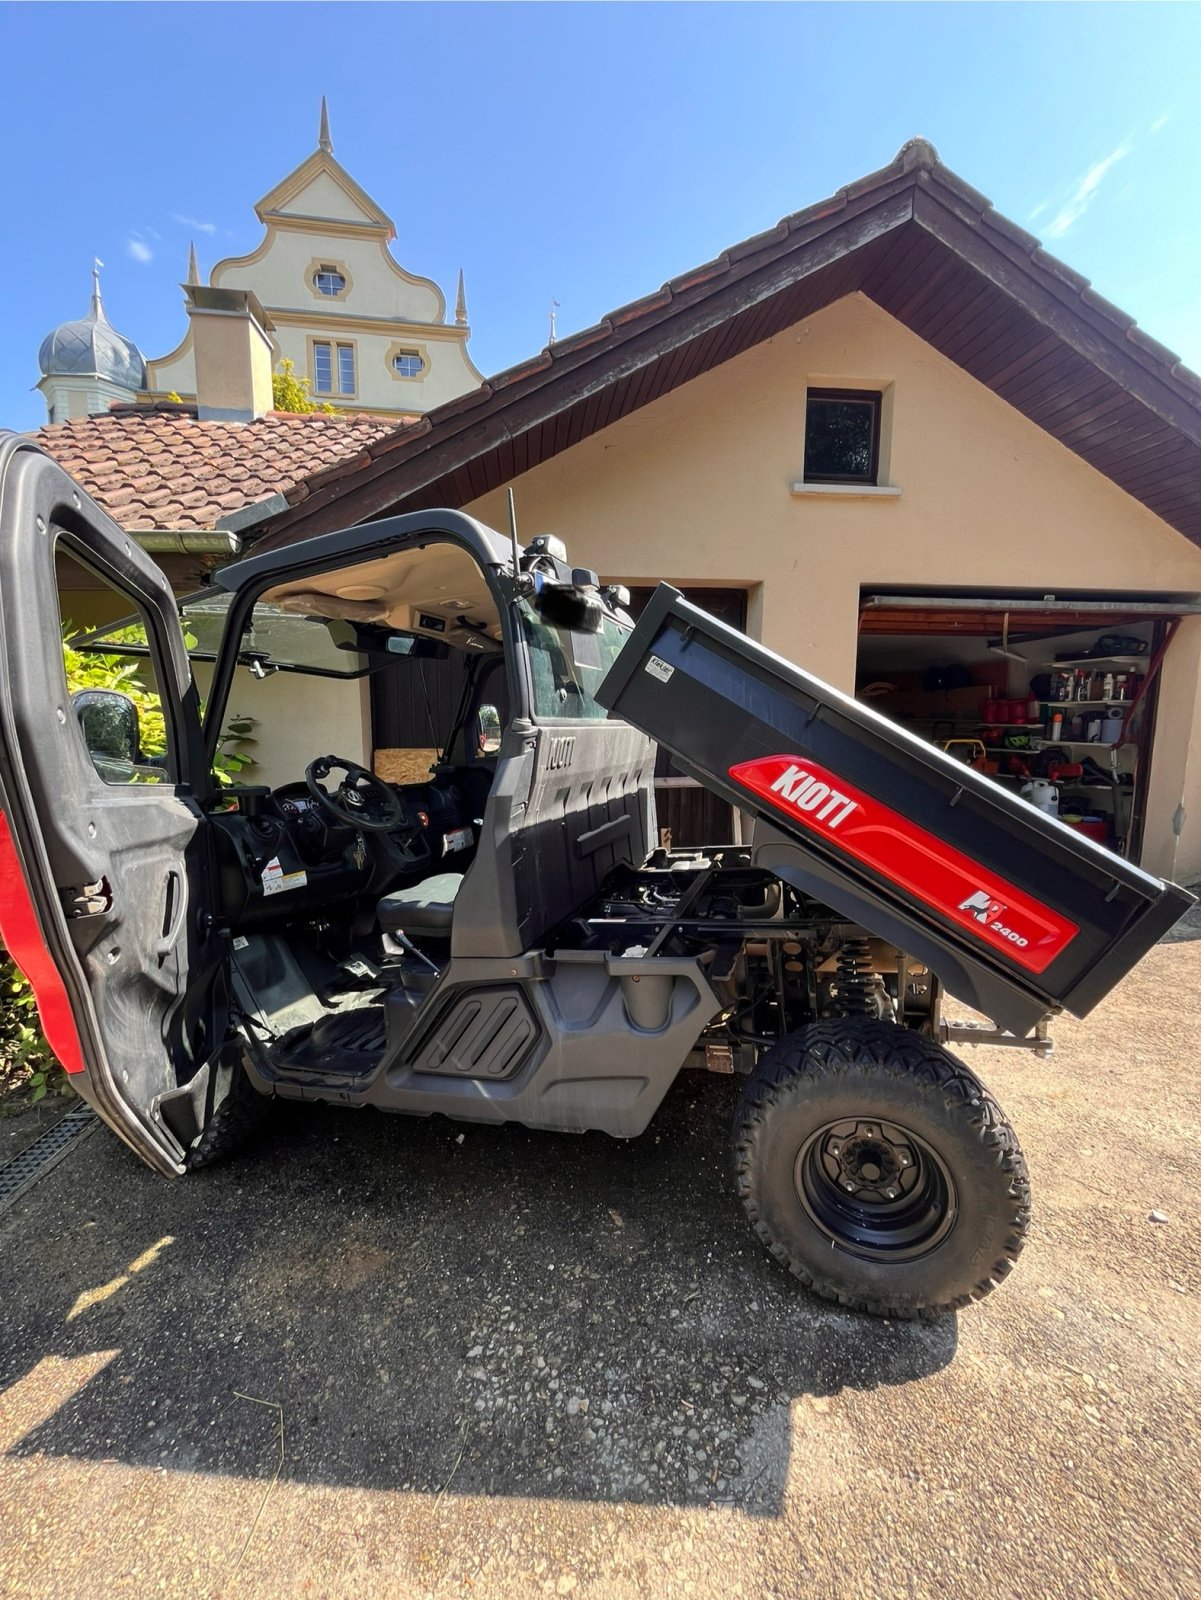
[34,406,408,533]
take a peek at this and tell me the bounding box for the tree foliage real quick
[271,358,337,415]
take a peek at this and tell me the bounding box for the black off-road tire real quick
[734,1020,1030,1318]
[185,1063,270,1171]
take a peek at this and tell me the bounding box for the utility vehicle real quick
[0,435,1189,1317]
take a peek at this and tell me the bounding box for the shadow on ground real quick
[0,1074,956,1513]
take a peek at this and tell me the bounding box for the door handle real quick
[156,868,186,959]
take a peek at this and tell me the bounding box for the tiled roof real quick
[34,403,406,533]
[246,139,1201,552]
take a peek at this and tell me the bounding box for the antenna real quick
[507,487,521,578]
[549,298,560,345]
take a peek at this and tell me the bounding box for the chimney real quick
[185,285,275,423]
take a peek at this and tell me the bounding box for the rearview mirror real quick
[331,620,450,660]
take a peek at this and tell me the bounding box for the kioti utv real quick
[0,436,1190,1317]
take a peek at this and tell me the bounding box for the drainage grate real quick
[0,1105,96,1215]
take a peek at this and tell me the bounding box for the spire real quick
[187,241,200,286]
[89,257,108,323]
[455,268,468,326]
[318,95,333,154]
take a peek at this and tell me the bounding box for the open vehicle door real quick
[0,435,228,1175]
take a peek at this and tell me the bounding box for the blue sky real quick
[2,2,1199,432]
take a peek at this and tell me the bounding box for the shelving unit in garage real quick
[855,593,1192,863]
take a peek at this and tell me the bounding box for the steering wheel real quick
[304,755,407,833]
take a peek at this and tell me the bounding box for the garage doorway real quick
[857,592,1192,863]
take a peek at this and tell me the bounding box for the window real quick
[57,547,173,786]
[391,350,425,379]
[313,340,356,396]
[803,389,881,484]
[518,599,630,722]
[313,266,347,297]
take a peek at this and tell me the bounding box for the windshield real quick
[70,589,425,679]
[518,598,630,721]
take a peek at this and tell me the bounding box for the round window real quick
[392,350,425,378]
[313,267,347,297]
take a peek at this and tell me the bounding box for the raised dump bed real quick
[597,585,1193,1034]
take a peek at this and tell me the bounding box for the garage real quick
[856,591,1195,863]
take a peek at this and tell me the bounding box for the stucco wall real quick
[193,662,371,791]
[464,292,1201,879]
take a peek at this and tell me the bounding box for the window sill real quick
[790,482,902,500]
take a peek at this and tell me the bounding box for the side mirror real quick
[475,705,503,756]
[73,689,141,765]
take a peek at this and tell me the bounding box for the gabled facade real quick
[147,102,481,417]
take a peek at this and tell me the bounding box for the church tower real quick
[37,264,147,423]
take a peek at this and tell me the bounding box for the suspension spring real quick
[836,937,877,1018]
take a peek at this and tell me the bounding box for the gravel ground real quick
[0,932,1198,1600]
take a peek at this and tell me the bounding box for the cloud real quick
[1149,111,1170,136]
[1039,137,1134,240]
[127,235,153,264]
[172,212,217,235]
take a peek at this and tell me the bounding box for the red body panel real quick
[0,810,86,1073]
[730,754,1078,974]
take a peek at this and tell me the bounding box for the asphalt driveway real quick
[1,931,1199,1600]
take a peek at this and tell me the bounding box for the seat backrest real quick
[451,717,656,958]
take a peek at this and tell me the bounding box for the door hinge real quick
[62,878,112,917]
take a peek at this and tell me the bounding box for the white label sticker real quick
[260,857,308,897]
[443,826,473,854]
[645,655,675,683]
[232,935,249,951]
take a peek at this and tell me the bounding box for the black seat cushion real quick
[377,872,464,937]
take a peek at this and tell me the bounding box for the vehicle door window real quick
[57,547,174,786]
[518,599,629,722]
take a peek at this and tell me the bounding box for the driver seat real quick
[376,872,464,939]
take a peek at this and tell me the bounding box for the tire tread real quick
[733,1020,1030,1318]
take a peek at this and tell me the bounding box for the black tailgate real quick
[597,585,1192,1033]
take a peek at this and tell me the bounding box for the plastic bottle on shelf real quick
[1101,672,1115,700]
[1048,711,1064,741]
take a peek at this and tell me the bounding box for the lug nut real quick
[844,1181,855,1192]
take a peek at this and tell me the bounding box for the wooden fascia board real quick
[912,185,1201,447]
[255,187,917,546]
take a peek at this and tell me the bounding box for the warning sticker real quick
[260,856,308,897]
[443,826,473,854]
[645,655,675,683]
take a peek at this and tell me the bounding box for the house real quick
[224,139,1201,883]
[40,140,1201,881]
[36,102,480,424]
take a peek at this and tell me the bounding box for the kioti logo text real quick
[766,763,858,830]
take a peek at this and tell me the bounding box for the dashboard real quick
[210,777,469,928]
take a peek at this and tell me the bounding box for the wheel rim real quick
[794,1117,957,1262]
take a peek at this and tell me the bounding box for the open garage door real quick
[857,591,1200,865]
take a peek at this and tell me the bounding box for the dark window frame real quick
[803,387,882,485]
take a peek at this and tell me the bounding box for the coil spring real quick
[836,937,877,1018]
